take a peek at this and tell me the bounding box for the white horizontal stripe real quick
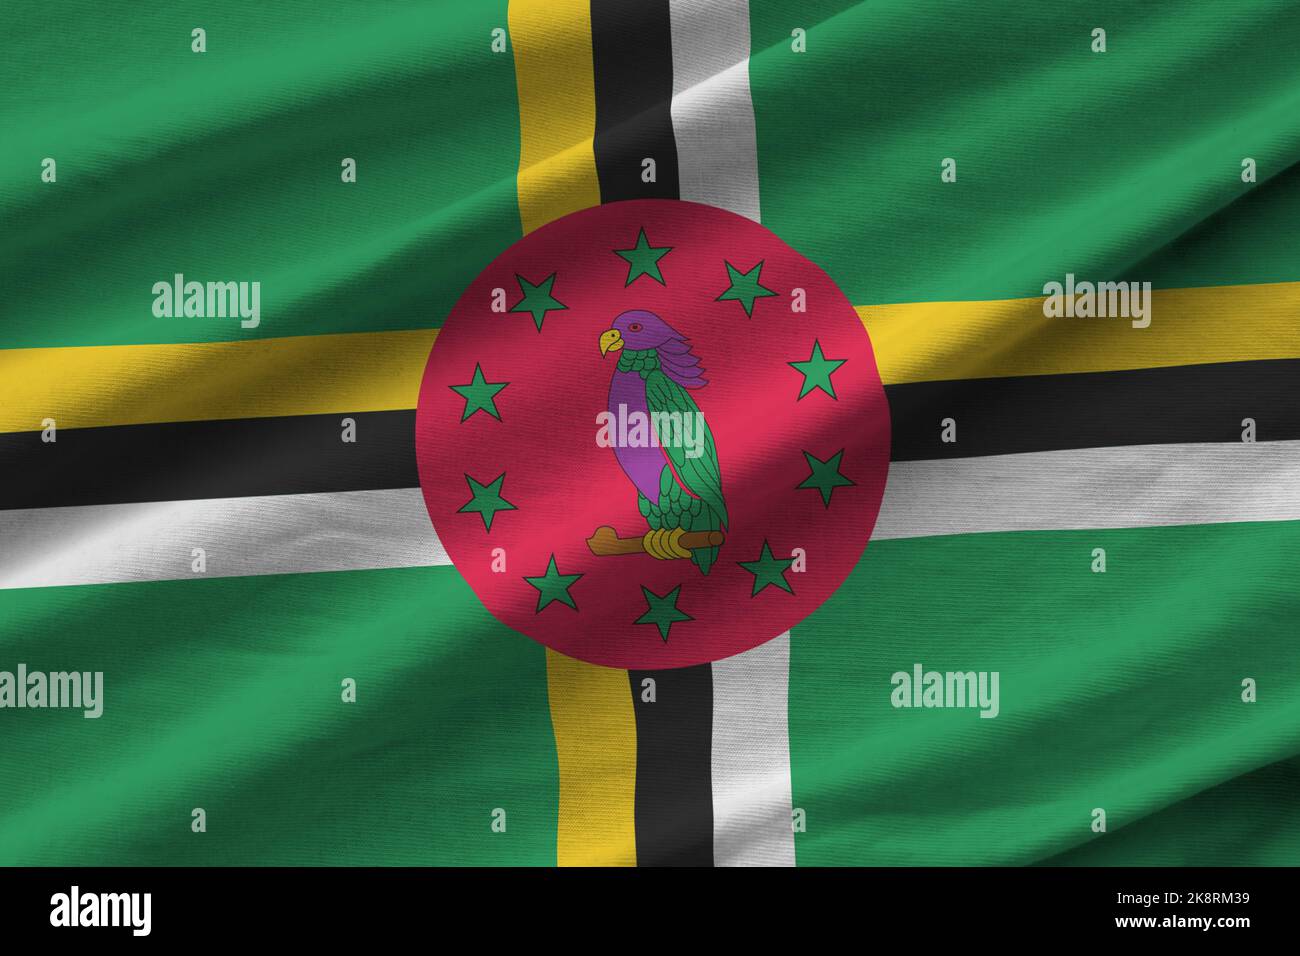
[0,488,447,589]
[874,441,1300,539]
[712,632,796,866]
[5,442,1296,589]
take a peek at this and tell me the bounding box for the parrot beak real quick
[599,329,624,357]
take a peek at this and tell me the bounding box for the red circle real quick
[416,200,889,669]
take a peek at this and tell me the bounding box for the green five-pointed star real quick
[523,554,582,612]
[738,540,795,597]
[457,472,517,531]
[716,260,776,317]
[789,339,847,399]
[510,273,567,331]
[614,228,672,285]
[634,584,693,643]
[449,364,508,421]
[797,449,855,507]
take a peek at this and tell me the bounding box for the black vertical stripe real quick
[590,0,680,201]
[628,666,714,866]
[591,2,712,865]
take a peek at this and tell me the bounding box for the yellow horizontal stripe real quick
[4,281,1299,433]
[860,280,1300,384]
[0,330,435,432]
[545,649,637,867]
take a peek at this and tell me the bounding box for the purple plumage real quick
[598,309,728,575]
[602,310,706,501]
[608,370,663,500]
[608,310,707,388]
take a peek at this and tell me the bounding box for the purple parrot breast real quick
[608,370,666,501]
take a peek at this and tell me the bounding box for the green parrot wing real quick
[643,368,728,529]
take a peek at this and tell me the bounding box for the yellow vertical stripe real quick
[510,1,634,866]
[544,649,638,866]
[509,0,602,234]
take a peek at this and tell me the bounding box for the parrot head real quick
[599,309,682,357]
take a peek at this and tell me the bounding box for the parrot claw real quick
[642,528,692,560]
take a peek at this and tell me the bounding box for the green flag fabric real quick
[2,0,1298,867]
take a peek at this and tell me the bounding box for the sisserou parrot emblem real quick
[596,309,728,574]
[416,198,890,669]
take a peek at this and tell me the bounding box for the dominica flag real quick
[2,0,1298,869]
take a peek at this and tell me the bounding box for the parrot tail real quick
[692,545,718,575]
[690,509,723,574]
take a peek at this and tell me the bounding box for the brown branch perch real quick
[586,526,724,557]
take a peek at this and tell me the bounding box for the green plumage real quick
[634,366,728,575]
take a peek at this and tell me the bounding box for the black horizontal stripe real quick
[629,665,714,866]
[0,411,416,510]
[2,360,1296,509]
[886,358,1300,460]
[591,0,680,202]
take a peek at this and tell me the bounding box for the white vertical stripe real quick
[668,0,762,221]
[711,632,796,866]
[669,0,793,865]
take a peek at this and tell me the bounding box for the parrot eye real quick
[628,322,642,332]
